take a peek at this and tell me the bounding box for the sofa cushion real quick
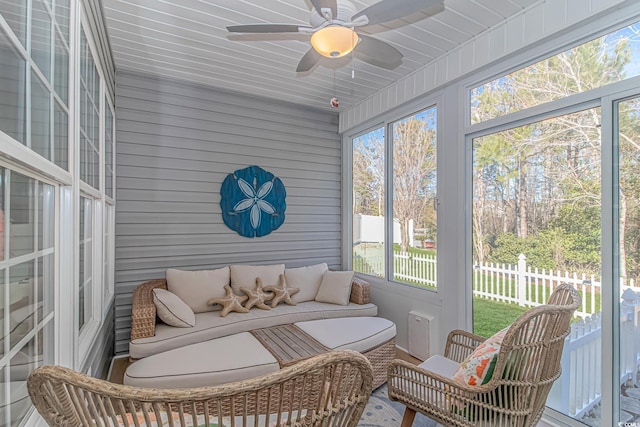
[124,332,279,388]
[153,288,195,328]
[230,264,285,294]
[166,267,229,313]
[286,263,328,303]
[130,301,378,359]
[295,317,396,353]
[315,271,354,306]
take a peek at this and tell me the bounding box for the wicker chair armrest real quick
[350,276,371,304]
[130,279,168,341]
[444,329,486,363]
[388,359,498,425]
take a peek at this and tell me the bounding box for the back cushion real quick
[230,264,285,293]
[286,263,329,303]
[166,267,230,313]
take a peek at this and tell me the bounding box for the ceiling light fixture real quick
[310,25,359,58]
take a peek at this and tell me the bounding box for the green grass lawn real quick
[472,297,529,338]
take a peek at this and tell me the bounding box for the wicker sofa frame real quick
[28,350,373,427]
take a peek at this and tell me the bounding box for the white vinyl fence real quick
[353,249,640,419]
[473,254,601,318]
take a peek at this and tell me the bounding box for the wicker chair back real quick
[28,350,373,427]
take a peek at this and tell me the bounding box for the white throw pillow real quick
[230,264,285,294]
[152,288,195,328]
[286,263,329,303]
[315,271,354,306]
[166,267,230,313]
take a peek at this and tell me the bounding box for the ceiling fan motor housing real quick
[310,0,358,27]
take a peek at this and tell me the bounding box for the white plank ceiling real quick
[102,0,540,112]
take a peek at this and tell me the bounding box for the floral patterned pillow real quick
[453,327,509,387]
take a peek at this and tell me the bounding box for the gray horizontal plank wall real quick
[114,71,341,354]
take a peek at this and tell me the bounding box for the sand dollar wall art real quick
[220,166,287,238]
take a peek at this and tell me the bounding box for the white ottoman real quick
[295,317,396,388]
[295,317,396,353]
[124,332,280,388]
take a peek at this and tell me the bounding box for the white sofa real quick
[129,264,376,359]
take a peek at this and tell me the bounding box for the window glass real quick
[352,127,385,278]
[617,95,640,423]
[10,336,38,423]
[10,173,35,258]
[103,204,113,301]
[79,197,92,331]
[471,22,640,124]
[472,107,601,423]
[31,72,51,162]
[3,0,27,45]
[9,261,36,348]
[79,29,100,189]
[54,0,70,43]
[0,167,55,425]
[54,30,68,104]
[0,28,27,144]
[391,107,437,289]
[31,0,52,81]
[105,104,114,198]
[54,100,68,170]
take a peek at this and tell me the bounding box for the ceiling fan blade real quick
[355,35,403,69]
[310,0,337,20]
[296,48,322,72]
[227,24,309,33]
[353,0,444,27]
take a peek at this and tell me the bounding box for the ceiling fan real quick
[227,0,445,73]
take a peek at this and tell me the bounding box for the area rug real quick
[359,384,438,427]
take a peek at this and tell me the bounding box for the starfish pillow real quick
[241,278,274,310]
[264,274,300,308]
[207,284,249,317]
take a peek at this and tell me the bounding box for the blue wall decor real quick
[220,165,287,238]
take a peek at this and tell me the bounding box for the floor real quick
[108,347,421,384]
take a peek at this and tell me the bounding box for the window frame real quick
[460,22,640,424]
[345,94,442,295]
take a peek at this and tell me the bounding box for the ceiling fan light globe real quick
[310,26,359,58]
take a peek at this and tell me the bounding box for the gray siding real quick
[114,71,341,353]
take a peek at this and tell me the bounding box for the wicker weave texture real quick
[388,283,581,427]
[28,350,373,427]
[130,276,371,341]
[362,338,395,389]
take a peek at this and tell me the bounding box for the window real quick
[352,127,385,277]
[78,196,93,331]
[79,27,100,189]
[105,102,114,199]
[616,94,640,423]
[0,0,69,168]
[351,106,438,290]
[391,108,437,289]
[103,204,113,304]
[471,21,640,124]
[0,168,55,425]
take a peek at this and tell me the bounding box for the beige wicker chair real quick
[388,283,581,427]
[28,350,373,427]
